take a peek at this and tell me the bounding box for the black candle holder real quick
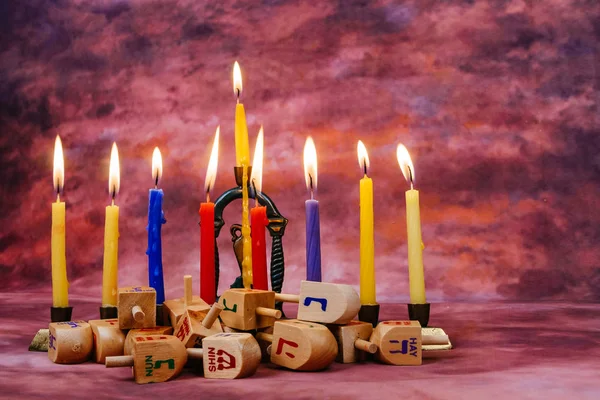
[407,303,430,327]
[29,306,74,352]
[99,306,118,320]
[209,166,288,312]
[358,304,380,327]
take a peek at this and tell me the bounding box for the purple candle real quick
[303,137,322,281]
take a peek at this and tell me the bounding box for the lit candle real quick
[51,135,69,307]
[397,144,426,304]
[102,143,120,307]
[147,147,166,304]
[200,127,219,304]
[250,127,269,290]
[303,137,321,282]
[357,141,376,305]
[233,61,253,288]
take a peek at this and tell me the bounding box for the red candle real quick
[199,202,215,303]
[251,206,269,290]
[200,127,219,303]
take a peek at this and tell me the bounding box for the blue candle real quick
[303,137,321,282]
[305,199,321,281]
[147,147,166,303]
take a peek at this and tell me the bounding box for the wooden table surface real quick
[2,294,599,399]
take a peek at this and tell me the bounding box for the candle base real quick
[234,166,253,187]
[156,304,165,326]
[407,303,430,327]
[99,306,118,320]
[358,304,380,327]
[51,306,73,322]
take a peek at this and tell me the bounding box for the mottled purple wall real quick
[1,0,599,302]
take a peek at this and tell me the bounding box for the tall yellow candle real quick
[357,141,376,305]
[102,143,120,306]
[397,144,426,304]
[51,135,69,307]
[233,61,252,287]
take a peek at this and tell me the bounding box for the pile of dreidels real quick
[47,279,428,384]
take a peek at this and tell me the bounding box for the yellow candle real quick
[397,144,426,304]
[52,135,69,307]
[102,143,120,306]
[233,61,252,287]
[405,188,426,304]
[357,141,376,305]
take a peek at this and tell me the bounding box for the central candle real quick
[233,61,252,288]
[200,127,219,304]
[303,137,321,282]
[250,127,269,290]
[357,141,376,305]
[51,135,69,307]
[147,147,166,304]
[102,143,120,307]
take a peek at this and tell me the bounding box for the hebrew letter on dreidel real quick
[275,338,299,358]
[216,349,236,370]
[303,297,327,311]
[296,281,360,325]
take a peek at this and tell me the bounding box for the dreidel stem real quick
[274,293,299,303]
[255,307,282,319]
[354,338,377,354]
[106,355,134,368]
[132,306,145,322]
[186,348,204,360]
[184,275,193,308]
[256,332,274,343]
[202,303,224,328]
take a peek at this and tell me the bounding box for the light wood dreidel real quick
[218,289,282,331]
[174,302,223,348]
[118,286,156,330]
[256,319,338,371]
[89,319,126,363]
[329,320,377,363]
[275,280,361,325]
[48,321,93,364]
[124,326,174,355]
[191,333,262,379]
[106,335,187,384]
[163,275,210,329]
[370,320,422,366]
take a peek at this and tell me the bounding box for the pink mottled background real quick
[1,0,599,303]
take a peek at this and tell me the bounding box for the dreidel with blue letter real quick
[370,320,422,366]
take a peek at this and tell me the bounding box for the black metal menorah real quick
[211,167,288,311]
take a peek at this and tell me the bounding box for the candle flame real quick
[303,136,318,193]
[357,140,370,176]
[250,126,264,194]
[396,143,415,186]
[53,135,64,195]
[152,147,162,186]
[108,142,120,199]
[233,61,242,98]
[204,126,220,196]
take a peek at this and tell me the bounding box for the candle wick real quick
[363,161,368,176]
[56,193,60,203]
[252,179,258,208]
[309,174,315,200]
[411,181,414,190]
[236,88,240,103]
[206,190,210,203]
[407,165,414,189]
[155,175,159,188]
[111,187,116,205]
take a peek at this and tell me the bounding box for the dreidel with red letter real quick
[163,275,210,329]
[218,289,282,331]
[185,333,262,379]
[174,302,223,347]
[275,280,361,325]
[329,320,377,363]
[256,319,338,371]
[89,319,126,363]
[48,321,94,364]
[106,335,187,384]
[124,326,174,355]
[370,320,422,366]
[118,286,157,329]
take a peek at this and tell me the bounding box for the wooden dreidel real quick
[124,326,174,355]
[89,319,126,363]
[48,321,93,364]
[329,320,377,363]
[256,319,338,371]
[275,280,361,325]
[106,335,187,384]
[370,320,422,366]
[174,302,223,348]
[163,275,210,328]
[186,333,261,379]
[218,289,282,331]
[118,286,156,329]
